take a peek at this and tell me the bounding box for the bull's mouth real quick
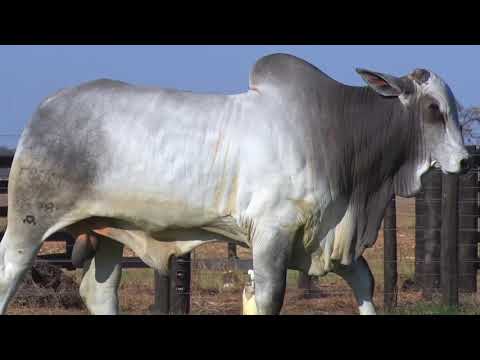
[431,159,462,175]
[437,163,470,176]
[432,160,460,175]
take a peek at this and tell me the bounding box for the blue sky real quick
[0,45,478,148]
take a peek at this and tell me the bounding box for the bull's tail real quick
[71,232,99,268]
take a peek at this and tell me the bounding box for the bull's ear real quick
[356,68,405,97]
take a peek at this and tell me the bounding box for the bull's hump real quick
[78,78,130,89]
[249,53,325,92]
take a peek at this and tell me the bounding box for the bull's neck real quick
[337,85,424,197]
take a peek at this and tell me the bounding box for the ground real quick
[3,197,480,315]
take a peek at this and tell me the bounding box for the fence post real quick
[0,164,8,218]
[151,270,170,314]
[297,272,312,297]
[384,195,398,311]
[440,173,459,307]
[422,169,442,300]
[227,243,238,260]
[457,146,479,293]
[0,155,14,168]
[64,234,76,270]
[415,189,425,288]
[169,253,191,314]
[297,272,310,287]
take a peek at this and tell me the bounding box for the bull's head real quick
[356,67,470,180]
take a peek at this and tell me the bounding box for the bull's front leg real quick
[332,256,376,315]
[252,227,291,315]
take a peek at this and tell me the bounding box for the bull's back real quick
[11,80,253,229]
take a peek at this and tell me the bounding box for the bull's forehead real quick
[421,71,459,123]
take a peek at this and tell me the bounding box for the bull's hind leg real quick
[79,233,124,315]
[332,256,376,315]
[0,224,49,314]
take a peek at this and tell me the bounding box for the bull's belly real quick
[71,186,253,245]
[82,194,218,231]
[95,227,228,273]
[70,220,248,273]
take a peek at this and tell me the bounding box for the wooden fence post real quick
[297,272,310,287]
[227,243,238,260]
[415,189,425,288]
[297,272,312,297]
[152,254,192,315]
[169,253,191,314]
[65,234,75,271]
[422,169,442,300]
[441,173,459,307]
[0,161,8,218]
[457,147,479,293]
[384,195,398,311]
[151,270,170,314]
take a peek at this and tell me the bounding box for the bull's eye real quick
[424,102,445,126]
[433,106,445,124]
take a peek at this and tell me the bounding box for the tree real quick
[0,146,14,157]
[458,102,480,145]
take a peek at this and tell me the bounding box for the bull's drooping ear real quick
[356,68,406,97]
